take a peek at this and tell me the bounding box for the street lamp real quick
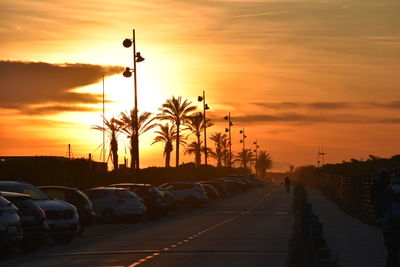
[253,140,260,178]
[224,113,233,169]
[198,91,209,166]
[123,29,145,172]
[239,128,247,168]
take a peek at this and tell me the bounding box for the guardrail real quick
[306,174,377,225]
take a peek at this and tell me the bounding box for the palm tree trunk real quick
[111,138,118,171]
[176,124,180,167]
[166,151,170,167]
[130,137,135,169]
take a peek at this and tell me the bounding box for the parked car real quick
[211,178,229,194]
[84,187,146,223]
[159,182,208,207]
[0,195,23,251]
[2,191,48,252]
[158,188,177,214]
[109,183,166,218]
[200,181,227,197]
[39,186,95,231]
[200,184,219,200]
[226,180,243,194]
[0,181,80,244]
[225,177,251,191]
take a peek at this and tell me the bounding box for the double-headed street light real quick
[224,113,233,169]
[122,29,145,172]
[239,128,247,169]
[239,128,247,153]
[198,91,209,166]
[253,140,260,178]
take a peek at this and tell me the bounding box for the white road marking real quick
[127,188,277,267]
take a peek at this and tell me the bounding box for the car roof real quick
[87,186,130,191]
[164,181,197,185]
[39,186,77,191]
[110,183,153,187]
[0,191,32,199]
[0,181,31,186]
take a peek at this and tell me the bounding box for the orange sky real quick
[1,0,400,171]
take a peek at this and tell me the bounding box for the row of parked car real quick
[0,174,266,253]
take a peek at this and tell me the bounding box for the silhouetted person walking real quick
[376,174,400,267]
[284,176,291,194]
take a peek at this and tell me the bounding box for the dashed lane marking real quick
[127,188,277,267]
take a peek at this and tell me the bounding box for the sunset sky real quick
[1,0,400,171]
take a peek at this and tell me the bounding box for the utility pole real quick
[317,146,327,167]
[102,75,106,163]
[224,113,233,170]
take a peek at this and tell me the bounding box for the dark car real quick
[200,181,228,197]
[1,191,48,252]
[109,183,166,218]
[39,186,96,231]
[158,188,177,214]
[226,180,243,194]
[211,178,229,195]
[225,177,251,191]
[0,181,80,244]
[200,184,219,200]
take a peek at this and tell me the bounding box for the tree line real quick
[93,96,272,177]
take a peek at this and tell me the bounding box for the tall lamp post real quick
[198,91,210,166]
[122,29,145,172]
[239,128,247,168]
[253,140,260,178]
[224,113,233,169]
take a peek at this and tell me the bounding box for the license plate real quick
[7,226,19,233]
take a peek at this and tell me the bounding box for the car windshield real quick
[0,184,50,200]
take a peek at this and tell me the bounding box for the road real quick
[1,184,292,267]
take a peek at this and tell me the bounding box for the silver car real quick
[159,182,208,207]
[84,187,147,223]
[0,195,23,248]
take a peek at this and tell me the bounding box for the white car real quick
[0,195,23,248]
[84,187,147,223]
[159,182,208,207]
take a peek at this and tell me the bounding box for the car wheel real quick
[102,209,115,224]
[52,235,75,244]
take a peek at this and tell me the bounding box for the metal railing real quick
[307,174,377,225]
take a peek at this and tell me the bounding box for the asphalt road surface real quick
[2,184,292,267]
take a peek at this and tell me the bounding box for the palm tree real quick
[221,135,230,167]
[158,96,197,167]
[184,113,213,167]
[209,132,227,167]
[152,123,181,167]
[92,116,123,171]
[184,141,202,166]
[118,109,156,169]
[257,151,273,179]
[234,149,255,170]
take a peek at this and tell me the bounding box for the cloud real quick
[253,101,400,110]
[233,112,400,125]
[22,105,98,115]
[0,61,123,114]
